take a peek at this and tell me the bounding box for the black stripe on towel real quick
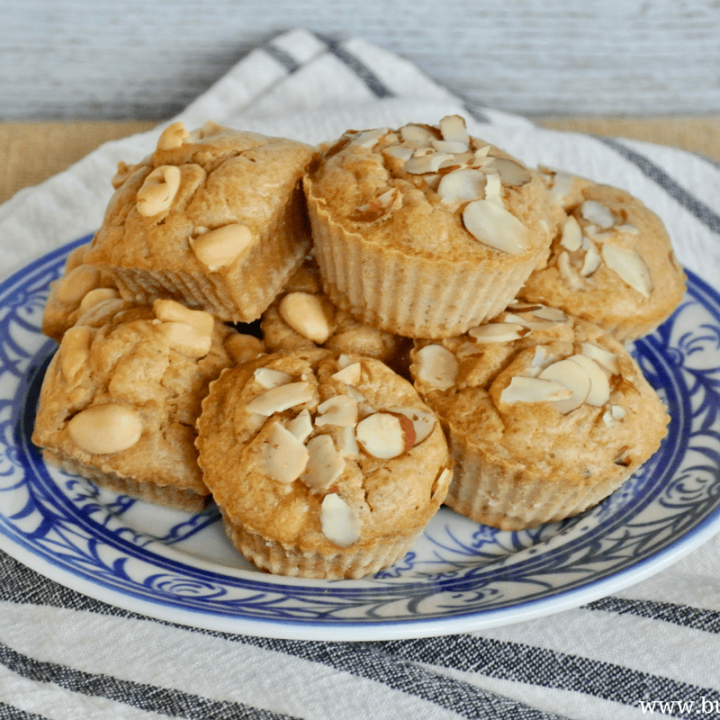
[596,135,720,236]
[586,596,720,634]
[263,43,301,74]
[323,39,394,99]
[378,636,718,720]
[0,702,54,720]
[0,641,300,720]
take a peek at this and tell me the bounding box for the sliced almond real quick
[580,243,602,277]
[538,359,592,413]
[285,409,313,443]
[580,200,616,229]
[557,251,583,290]
[351,128,389,148]
[336,425,361,457]
[400,124,435,147]
[581,343,620,376]
[500,376,573,404]
[405,152,455,175]
[331,361,362,385]
[356,412,414,459]
[431,138,469,154]
[301,435,345,491]
[386,406,437,445]
[601,245,654,298]
[439,115,470,145]
[320,494,361,547]
[246,381,315,416]
[437,169,486,205]
[253,367,292,390]
[615,223,639,235]
[278,292,332,344]
[468,322,528,343]
[384,145,414,162]
[414,344,459,391]
[262,422,309,483]
[315,395,358,427]
[483,173,504,206]
[560,216,583,252]
[568,354,610,406]
[532,306,568,322]
[548,171,575,206]
[463,199,530,255]
[492,158,531,187]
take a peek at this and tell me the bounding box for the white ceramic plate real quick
[1,237,720,641]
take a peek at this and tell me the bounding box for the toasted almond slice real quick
[405,152,455,175]
[463,199,530,255]
[386,406,437,445]
[414,344,459,391]
[548,171,575,205]
[356,412,414,459]
[351,128,389,148]
[315,395,359,427]
[568,354,610,406]
[601,245,654,298]
[560,216,583,252]
[492,158,531,187]
[253,367,292,390]
[484,173,503,205]
[286,409,313,443]
[580,243,602,276]
[580,200,616,229]
[500,376,573,404]
[468,322,528,343]
[439,115,470,145]
[532,306,568,322]
[332,361,362,385]
[538,359,592,413]
[336,425,361,457]
[615,223,639,235]
[400,124,435,147]
[437,168,486,205]
[278,292,332,344]
[301,435,345,491]
[262,422,309,483]
[384,145,414,162]
[557,251,582,289]
[580,343,620,376]
[246,381,315,416]
[320,493,361,547]
[431,138,469,154]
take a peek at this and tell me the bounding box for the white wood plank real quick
[1,0,719,119]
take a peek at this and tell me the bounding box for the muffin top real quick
[410,303,669,485]
[520,170,687,340]
[196,348,451,554]
[305,116,554,267]
[33,298,241,494]
[85,121,315,274]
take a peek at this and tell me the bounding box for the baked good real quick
[42,242,120,342]
[261,256,412,374]
[196,348,452,579]
[519,169,686,341]
[304,115,554,338]
[83,120,315,323]
[410,302,670,529]
[32,298,244,512]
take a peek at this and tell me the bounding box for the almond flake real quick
[557,251,584,290]
[386,406,437,445]
[548,171,575,205]
[532,306,568,322]
[483,173,504,206]
[351,128,389,148]
[601,245,653,298]
[405,152,455,175]
[332,361,362,385]
[384,145,414,162]
[336,426,360,457]
[463,199,529,254]
[246,381,316,416]
[538,359,592,413]
[615,223,639,235]
[285,409,313,443]
[568,354,610,406]
[437,169,486,204]
[262,422,309,483]
[320,493,361,547]
[400,124,435,147]
[467,323,528,343]
[356,412,414,459]
[560,216,583,252]
[439,115,470,145]
[580,243,602,277]
[302,435,345,491]
[581,200,616,229]
[431,138,469,154]
[414,344,459,391]
[500,376,573,404]
[254,367,292,390]
[580,343,620,376]
[492,158,531,187]
[315,395,358,427]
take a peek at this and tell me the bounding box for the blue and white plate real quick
[1,237,720,641]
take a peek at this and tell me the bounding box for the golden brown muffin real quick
[304,116,554,338]
[33,298,246,512]
[520,169,686,341]
[260,256,412,376]
[42,242,121,342]
[84,120,315,323]
[196,348,452,579]
[410,302,670,530]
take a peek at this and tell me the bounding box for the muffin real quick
[196,348,452,579]
[42,242,120,342]
[261,256,412,375]
[304,115,554,338]
[83,120,315,323]
[410,302,670,529]
[33,298,245,512]
[520,169,686,341]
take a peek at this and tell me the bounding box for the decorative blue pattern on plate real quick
[1,237,719,640]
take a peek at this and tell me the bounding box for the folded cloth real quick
[1,28,720,720]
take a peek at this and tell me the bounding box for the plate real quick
[1,236,720,641]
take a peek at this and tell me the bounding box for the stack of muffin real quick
[32,117,685,579]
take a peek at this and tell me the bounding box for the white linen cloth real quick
[1,28,720,720]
